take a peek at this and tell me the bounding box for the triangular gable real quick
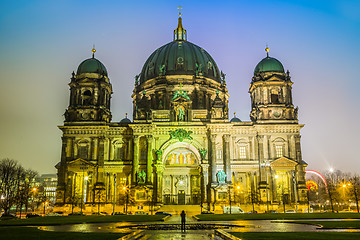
[270,157,297,168]
[172,95,191,102]
[67,158,96,167]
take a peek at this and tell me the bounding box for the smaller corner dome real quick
[77,57,108,76]
[254,56,284,75]
[230,117,241,123]
[120,115,131,123]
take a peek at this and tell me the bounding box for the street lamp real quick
[112,174,116,215]
[43,201,48,216]
[80,176,88,215]
[123,186,129,214]
[32,187,37,213]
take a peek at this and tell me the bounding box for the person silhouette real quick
[180,210,186,232]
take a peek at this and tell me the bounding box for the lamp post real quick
[80,176,88,215]
[236,185,240,207]
[228,185,232,214]
[32,187,37,213]
[328,168,335,213]
[112,174,116,215]
[43,201,48,216]
[122,186,128,214]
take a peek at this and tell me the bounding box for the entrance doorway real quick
[178,190,185,204]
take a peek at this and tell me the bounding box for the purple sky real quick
[0,0,359,174]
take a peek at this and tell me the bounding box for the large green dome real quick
[254,56,284,75]
[139,41,221,83]
[77,57,108,76]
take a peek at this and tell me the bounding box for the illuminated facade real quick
[55,13,307,212]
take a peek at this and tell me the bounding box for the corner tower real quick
[64,48,112,124]
[249,47,298,123]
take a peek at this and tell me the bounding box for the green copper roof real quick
[139,41,221,83]
[230,117,241,123]
[77,57,108,76]
[254,56,284,75]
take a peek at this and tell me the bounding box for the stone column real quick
[66,137,73,158]
[201,163,209,204]
[290,135,296,159]
[92,138,98,160]
[103,138,110,161]
[154,164,164,203]
[97,137,105,184]
[109,139,114,160]
[132,135,140,184]
[283,86,288,104]
[251,136,256,161]
[146,135,153,183]
[263,135,269,161]
[210,134,217,183]
[223,134,231,183]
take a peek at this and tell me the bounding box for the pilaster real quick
[210,134,217,183]
[132,135,140,184]
[146,135,154,183]
[223,134,231,183]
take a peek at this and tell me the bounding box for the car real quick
[247,211,258,214]
[201,211,214,214]
[1,213,17,219]
[26,213,40,218]
[135,211,148,215]
[155,211,172,216]
[111,212,125,215]
[265,210,278,213]
[68,212,84,216]
[285,209,296,213]
[45,212,63,216]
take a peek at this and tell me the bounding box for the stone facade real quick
[55,16,307,213]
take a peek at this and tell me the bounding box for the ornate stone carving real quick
[155,149,162,161]
[138,170,146,184]
[199,148,207,160]
[170,128,193,142]
[216,170,227,184]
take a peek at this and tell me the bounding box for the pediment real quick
[172,95,191,102]
[67,158,96,167]
[270,157,297,168]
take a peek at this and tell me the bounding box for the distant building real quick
[55,11,307,212]
[35,174,57,204]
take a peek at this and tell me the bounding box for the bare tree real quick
[0,159,22,215]
[0,159,38,216]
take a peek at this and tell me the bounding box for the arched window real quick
[77,140,89,159]
[114,140,126,160]
[82,89,93,105]
[273,138,286,158]
[235,139,249,160]
[270,88,281,104]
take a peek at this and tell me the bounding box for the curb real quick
[118,230,145,240]
[215,229,241,240]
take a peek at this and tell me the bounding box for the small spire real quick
[265,45,270,57]
[92,45,96,58]
[125,113,128,118]
[234,112,236,117]
[174,6,187,41]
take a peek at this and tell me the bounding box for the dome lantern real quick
[253,47,285,75]
[174,5,187,41]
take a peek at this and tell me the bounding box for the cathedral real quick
[55,11,308,212]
